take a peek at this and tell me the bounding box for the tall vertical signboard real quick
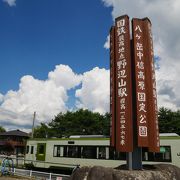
[114,15,133,152]
[132,18,160,151]
[110,15,160,162]
[142,18,160,152]
[132,19,149,147]
[110,27,116,147]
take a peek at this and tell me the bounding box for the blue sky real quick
[0,0,112,93]
[0,0,180,131]
[0,0,112,130]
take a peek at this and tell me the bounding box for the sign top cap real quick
[115,14,129,21]
[142,17,152,24]
[132,17,152,25]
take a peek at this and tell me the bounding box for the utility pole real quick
[31,112,36,138]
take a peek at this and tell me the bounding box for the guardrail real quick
[0,156,73,179]
[14,168,70,180]
[0,155,79,169]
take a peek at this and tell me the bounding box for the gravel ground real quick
[0,176,33,180]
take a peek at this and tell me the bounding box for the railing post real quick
[49,173,52,180]
[30,170,32,177]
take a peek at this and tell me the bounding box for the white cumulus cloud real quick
[0,64,111,131]
[76,67,110,114]
[0,65,82,131]
[48,65,82,90]
[104,35,110,49]
[3,0,16,6]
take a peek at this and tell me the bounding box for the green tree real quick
[102,112,110,136]
[33,123,53,138]
[0,126,6,133]
[48,109,110,137]
[158,107,180,135]
[33,107,180,139]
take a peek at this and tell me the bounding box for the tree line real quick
[0,107,179,137]
[32,107,180,138]
[33,109,110,138]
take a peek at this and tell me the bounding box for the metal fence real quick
[0,155,73,179]
[14,168,70,180]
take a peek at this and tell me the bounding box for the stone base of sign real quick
[70,164,180,180]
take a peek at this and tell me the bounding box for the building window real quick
[81,146,97,159]
[109,147,115,160]
[26,146,29,154]
[63,146,67,157]
[68,146,79,158]
[53,145,81,158]
[154,146,171,162]
[98,147,106,159]
[116,152,126,160]
[30,146,34,154]
[54,145,61,157]
[142,146,172,162]
[109,149,126,160]
[39,144,45,154]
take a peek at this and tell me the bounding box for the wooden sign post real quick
[110,15,160,170]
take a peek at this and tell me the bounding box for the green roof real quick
[28,136,180,141]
